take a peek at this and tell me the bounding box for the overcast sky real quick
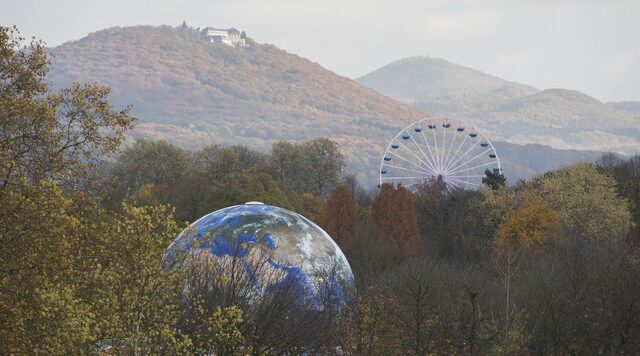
[2,0,639,102]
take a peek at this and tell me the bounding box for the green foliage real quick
[533,162,631,240]
[0,25,133,191]
[109,140,190,199]
[482,168,506,190]
[0,183,94,353]
[303,137,345,196]
[597,154,640,242]
[270,138,345,196]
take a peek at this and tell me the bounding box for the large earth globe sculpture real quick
[164,202,354,308]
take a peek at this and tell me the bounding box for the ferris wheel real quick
[379,118,502,190]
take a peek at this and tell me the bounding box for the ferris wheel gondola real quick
[379,118,502,190]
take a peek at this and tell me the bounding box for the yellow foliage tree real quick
[494,194,560,250]
[493,193,560,325]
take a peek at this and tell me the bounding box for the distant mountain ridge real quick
[608,101,640,120]
[357,56,538,104]
[357,57,640,154]
[47,26,610,185]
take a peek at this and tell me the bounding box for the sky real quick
[2,0,639,102]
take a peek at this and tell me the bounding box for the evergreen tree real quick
[482,168,506,190]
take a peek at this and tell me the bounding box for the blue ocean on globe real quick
[164,202,354,308]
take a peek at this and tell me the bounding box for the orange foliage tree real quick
[493,193,560,323]
[321,185,358,245]
[370,183,423,256]
[494,193,560,250]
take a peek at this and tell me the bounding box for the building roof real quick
[202,27,240,34]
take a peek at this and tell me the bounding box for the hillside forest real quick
[2,26,640,354]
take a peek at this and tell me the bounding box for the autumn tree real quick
[494,194,560,250]
[532,162,631,241]
[0,26,136,352]
[493,193,560,325]
[296,192,326,225]
[370,183,423,256]
[322,185,358,245]
[0,26,243,353]
[0,26,133,192]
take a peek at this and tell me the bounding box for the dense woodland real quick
[2,26,640,354]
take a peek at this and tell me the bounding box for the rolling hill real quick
[609,101,640,120]
[357,57,640,154]
[48,25,608,186]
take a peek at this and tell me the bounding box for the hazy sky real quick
[2,0,639,101]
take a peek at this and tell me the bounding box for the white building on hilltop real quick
[202,27,248,47]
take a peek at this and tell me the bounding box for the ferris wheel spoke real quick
[442,178,464,190]
[444,176,479,186]
[441,130,459,171]
[396,141,438,175]
[383,163,433,176]
[444,148,492,175]
[420,128,439,174]
[441,125,448,170]
[382,176,424,180]
[446,133,469,172]
[407,133,438,173]
[448,161,497,176]
[388,151,437,175]
[443,138,481,174]
[446,174,485,178]
[431,128,442,171]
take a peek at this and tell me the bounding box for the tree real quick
[322,185,358,245]
[303,138,344,196]
[296,192,326,225]
[269,141,309,191]
[0,26,134,192]
[0,183,96,353]
[194,144,241,181]
[494,194,560,250]
[0,27,244,353]
[370,183,423,256]
[597,154,640,243]
[413,179,491,261]
[493,193,560,325]
[88,204,193,354]
[0,26,137,352]
[482,168,506,190]
[392,259,442,354]
[533,162,631,241]
[109,140,189,202]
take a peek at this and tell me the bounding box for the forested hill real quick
[48,25,423,175]
[48,25,605,184]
